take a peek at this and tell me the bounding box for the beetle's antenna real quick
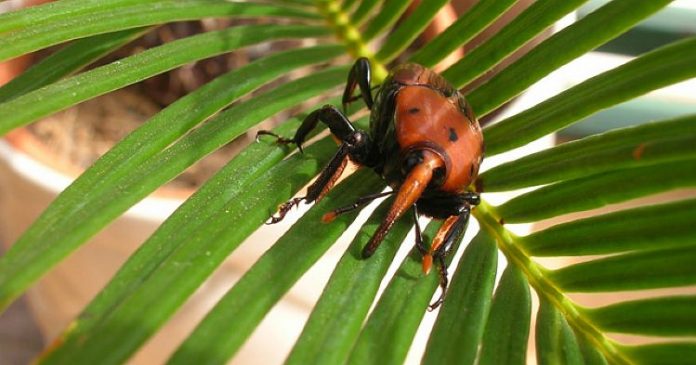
[322,190,394,223]
[361,150,444,258]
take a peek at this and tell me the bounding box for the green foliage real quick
[0,0,693,364]
[478,266,531,365]
[422,231,498,365]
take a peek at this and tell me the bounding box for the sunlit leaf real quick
[0,24,330,135]
[478,266,531,365]
[551,246,696,292]
[285,197,412,365]
[484,37,696,156]
[480,115,696,192]
[497,159,696,223]
[40,138,346,365]
[0,0,317,62]
[522,198,696,256]
[468,0,672,116]
[443,0,589,88]
[167,170,384,365]
[409,0,516,68]
[0,28,148,103]
[536,297,583,365]
[586,296,696,337]
[0,66,346,310]
[422,230,498,365]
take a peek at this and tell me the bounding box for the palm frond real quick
[0,0,693,364]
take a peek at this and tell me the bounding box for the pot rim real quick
[0,129,191,221]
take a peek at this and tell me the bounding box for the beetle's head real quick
[362,149,445,258]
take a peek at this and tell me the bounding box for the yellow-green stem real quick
[316,0,388,82]
[474,200,633,365]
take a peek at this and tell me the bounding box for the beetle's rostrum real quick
[257,58,484,310]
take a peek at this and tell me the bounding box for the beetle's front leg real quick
[257,105,357,154]
[264,106,375,224]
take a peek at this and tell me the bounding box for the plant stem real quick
[474,201,633,365]
[315,0,388,82]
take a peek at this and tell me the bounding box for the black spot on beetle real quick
[408,107,420,114]
[448,128,458,142]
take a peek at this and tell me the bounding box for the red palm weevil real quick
[257,58,484,310]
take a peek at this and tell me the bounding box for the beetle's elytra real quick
[257,58,484,310]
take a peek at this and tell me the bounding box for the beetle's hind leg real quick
[425,206,472,311]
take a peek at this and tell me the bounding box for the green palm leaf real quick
[478,265,531,365]
[0,0,694,364]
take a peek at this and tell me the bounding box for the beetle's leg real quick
[430,256,449,311]
[310,144,351,203]
[265,106,376,224]
[416,191,479,219]
[322,190,394,223]
[342,85,380,110]
[362,150,444,258]
[257,105,359,154]
[266,197,304,224]
[462,192,480,206]
[266,144,350,224]
[425,207,472,311]
[413,206,428,256]
[343,57,374,111]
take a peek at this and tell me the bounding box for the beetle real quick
[257,57,484,309]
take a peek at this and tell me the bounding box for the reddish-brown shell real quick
[392,65,483,193]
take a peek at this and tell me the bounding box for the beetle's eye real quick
[431,167,446,187]
[401,150,423,175]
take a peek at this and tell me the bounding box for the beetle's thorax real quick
[393,85,483,193]
[391,64,454,95]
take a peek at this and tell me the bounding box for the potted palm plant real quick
[0,0,694,364]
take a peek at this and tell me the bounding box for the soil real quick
[25,86,249,190]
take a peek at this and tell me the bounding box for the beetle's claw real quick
[427,292,445,311]
[256,130,298,149]
[255,130,277,143]
[266,197,305,224]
